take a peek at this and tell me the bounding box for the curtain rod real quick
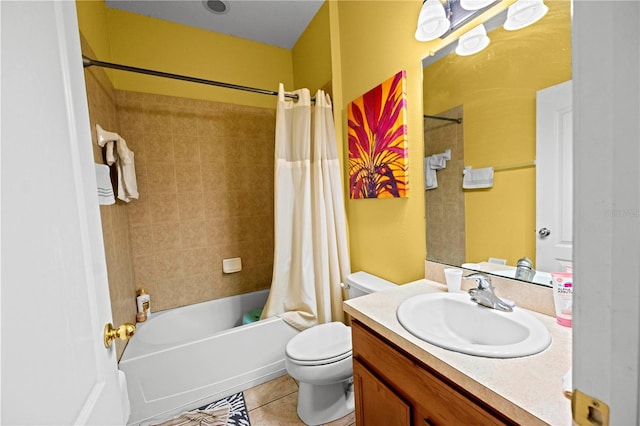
[82,56,308,101]
[424,114,462,124]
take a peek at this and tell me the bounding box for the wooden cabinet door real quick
[352,322,514,426]
[354,358,411,426]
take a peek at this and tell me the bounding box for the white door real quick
[536,80,573,273]
[573,2,640,424]
[1,2,123,424]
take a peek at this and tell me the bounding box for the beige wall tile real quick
[173,134,200,163]
[180,220,207,249]
[154,250,184,280]
[145,133,175,163]
[178,192,205,222]
[128,196,151,227]
[130,225,154,257]
[182,273,215,303]
[152,222,182,252]
[149,193,180,223]
[147,162,177,193]
[115,90,276,312]
[175,163,203,192]
[182,248,211,276]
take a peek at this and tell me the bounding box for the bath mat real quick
[150,404,230,426]
[199,392,251,426]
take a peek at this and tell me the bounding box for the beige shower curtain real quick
[261,84,350,330]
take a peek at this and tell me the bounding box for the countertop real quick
[343,279,572,426]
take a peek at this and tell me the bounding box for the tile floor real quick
[244,375,355,426]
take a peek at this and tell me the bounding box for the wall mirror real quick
[422,0,572,286]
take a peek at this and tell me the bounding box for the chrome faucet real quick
[464,273,513,312]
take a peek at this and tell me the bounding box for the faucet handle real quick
[463,272,492,289]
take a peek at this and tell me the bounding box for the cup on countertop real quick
[444,268,463,292]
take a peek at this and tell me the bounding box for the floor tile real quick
[244,375,299,410]
[246,376,355,426]
[248,392,305,425]
[323,411,356,426]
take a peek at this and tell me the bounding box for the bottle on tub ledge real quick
[136,288,151,323]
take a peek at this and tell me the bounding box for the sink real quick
[396,292,551,358]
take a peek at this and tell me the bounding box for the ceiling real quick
[105,0,324,50]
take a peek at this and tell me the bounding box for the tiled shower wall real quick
[81,36,136,359]
[424,105,466,266]
[117,91,276,312]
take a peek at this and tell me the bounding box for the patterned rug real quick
[199,392,251,426]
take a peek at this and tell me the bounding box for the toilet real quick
[285,271,395,425]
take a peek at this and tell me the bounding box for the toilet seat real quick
[286,322,352,366]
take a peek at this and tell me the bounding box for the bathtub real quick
[119,289,299,425]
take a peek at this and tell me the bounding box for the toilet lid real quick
[286,322,352,365]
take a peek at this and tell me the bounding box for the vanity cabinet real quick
[352,321,517,426]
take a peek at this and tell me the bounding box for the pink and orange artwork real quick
[348,70,408,199]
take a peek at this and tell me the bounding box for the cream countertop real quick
[343,279,572,426]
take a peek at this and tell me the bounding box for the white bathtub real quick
[119,289,299,425]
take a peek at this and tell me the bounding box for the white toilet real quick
[285,271,395,425]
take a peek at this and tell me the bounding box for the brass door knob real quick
[104,322,136,348]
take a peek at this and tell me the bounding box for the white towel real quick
[463,166,494,189]
[424,157,438,189]
[95,163,115,205]
[424,150,451,190]
[116,136,139,202]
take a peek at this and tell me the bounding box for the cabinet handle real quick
[424,419,436,426]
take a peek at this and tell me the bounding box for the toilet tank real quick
[345,271,395,299]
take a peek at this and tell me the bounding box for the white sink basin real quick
[396,292,551,358]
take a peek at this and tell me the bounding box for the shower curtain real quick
[261,84,351,330]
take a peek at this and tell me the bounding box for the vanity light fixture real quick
[503,0,549,31]
[415,0,451,42]
[455,24,490,56]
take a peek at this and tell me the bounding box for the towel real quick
[95,163,115,205]
[115,136,139,202]
[463,166,494,189]
[424,150,451,190]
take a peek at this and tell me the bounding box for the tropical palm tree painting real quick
[348,70,408,199]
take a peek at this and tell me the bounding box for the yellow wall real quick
[76,0,111,62]
[334,1,435,284]
[422,0,571,266]
[77,2,294,109]
[292,2,332,93]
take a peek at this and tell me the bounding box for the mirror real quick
[422,1,572,286]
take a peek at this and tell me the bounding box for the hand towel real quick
[424,150,451,190]
[94,163,115,205]
[463,166,494,189]
[116,136,139,202]
[424,157,438,189]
